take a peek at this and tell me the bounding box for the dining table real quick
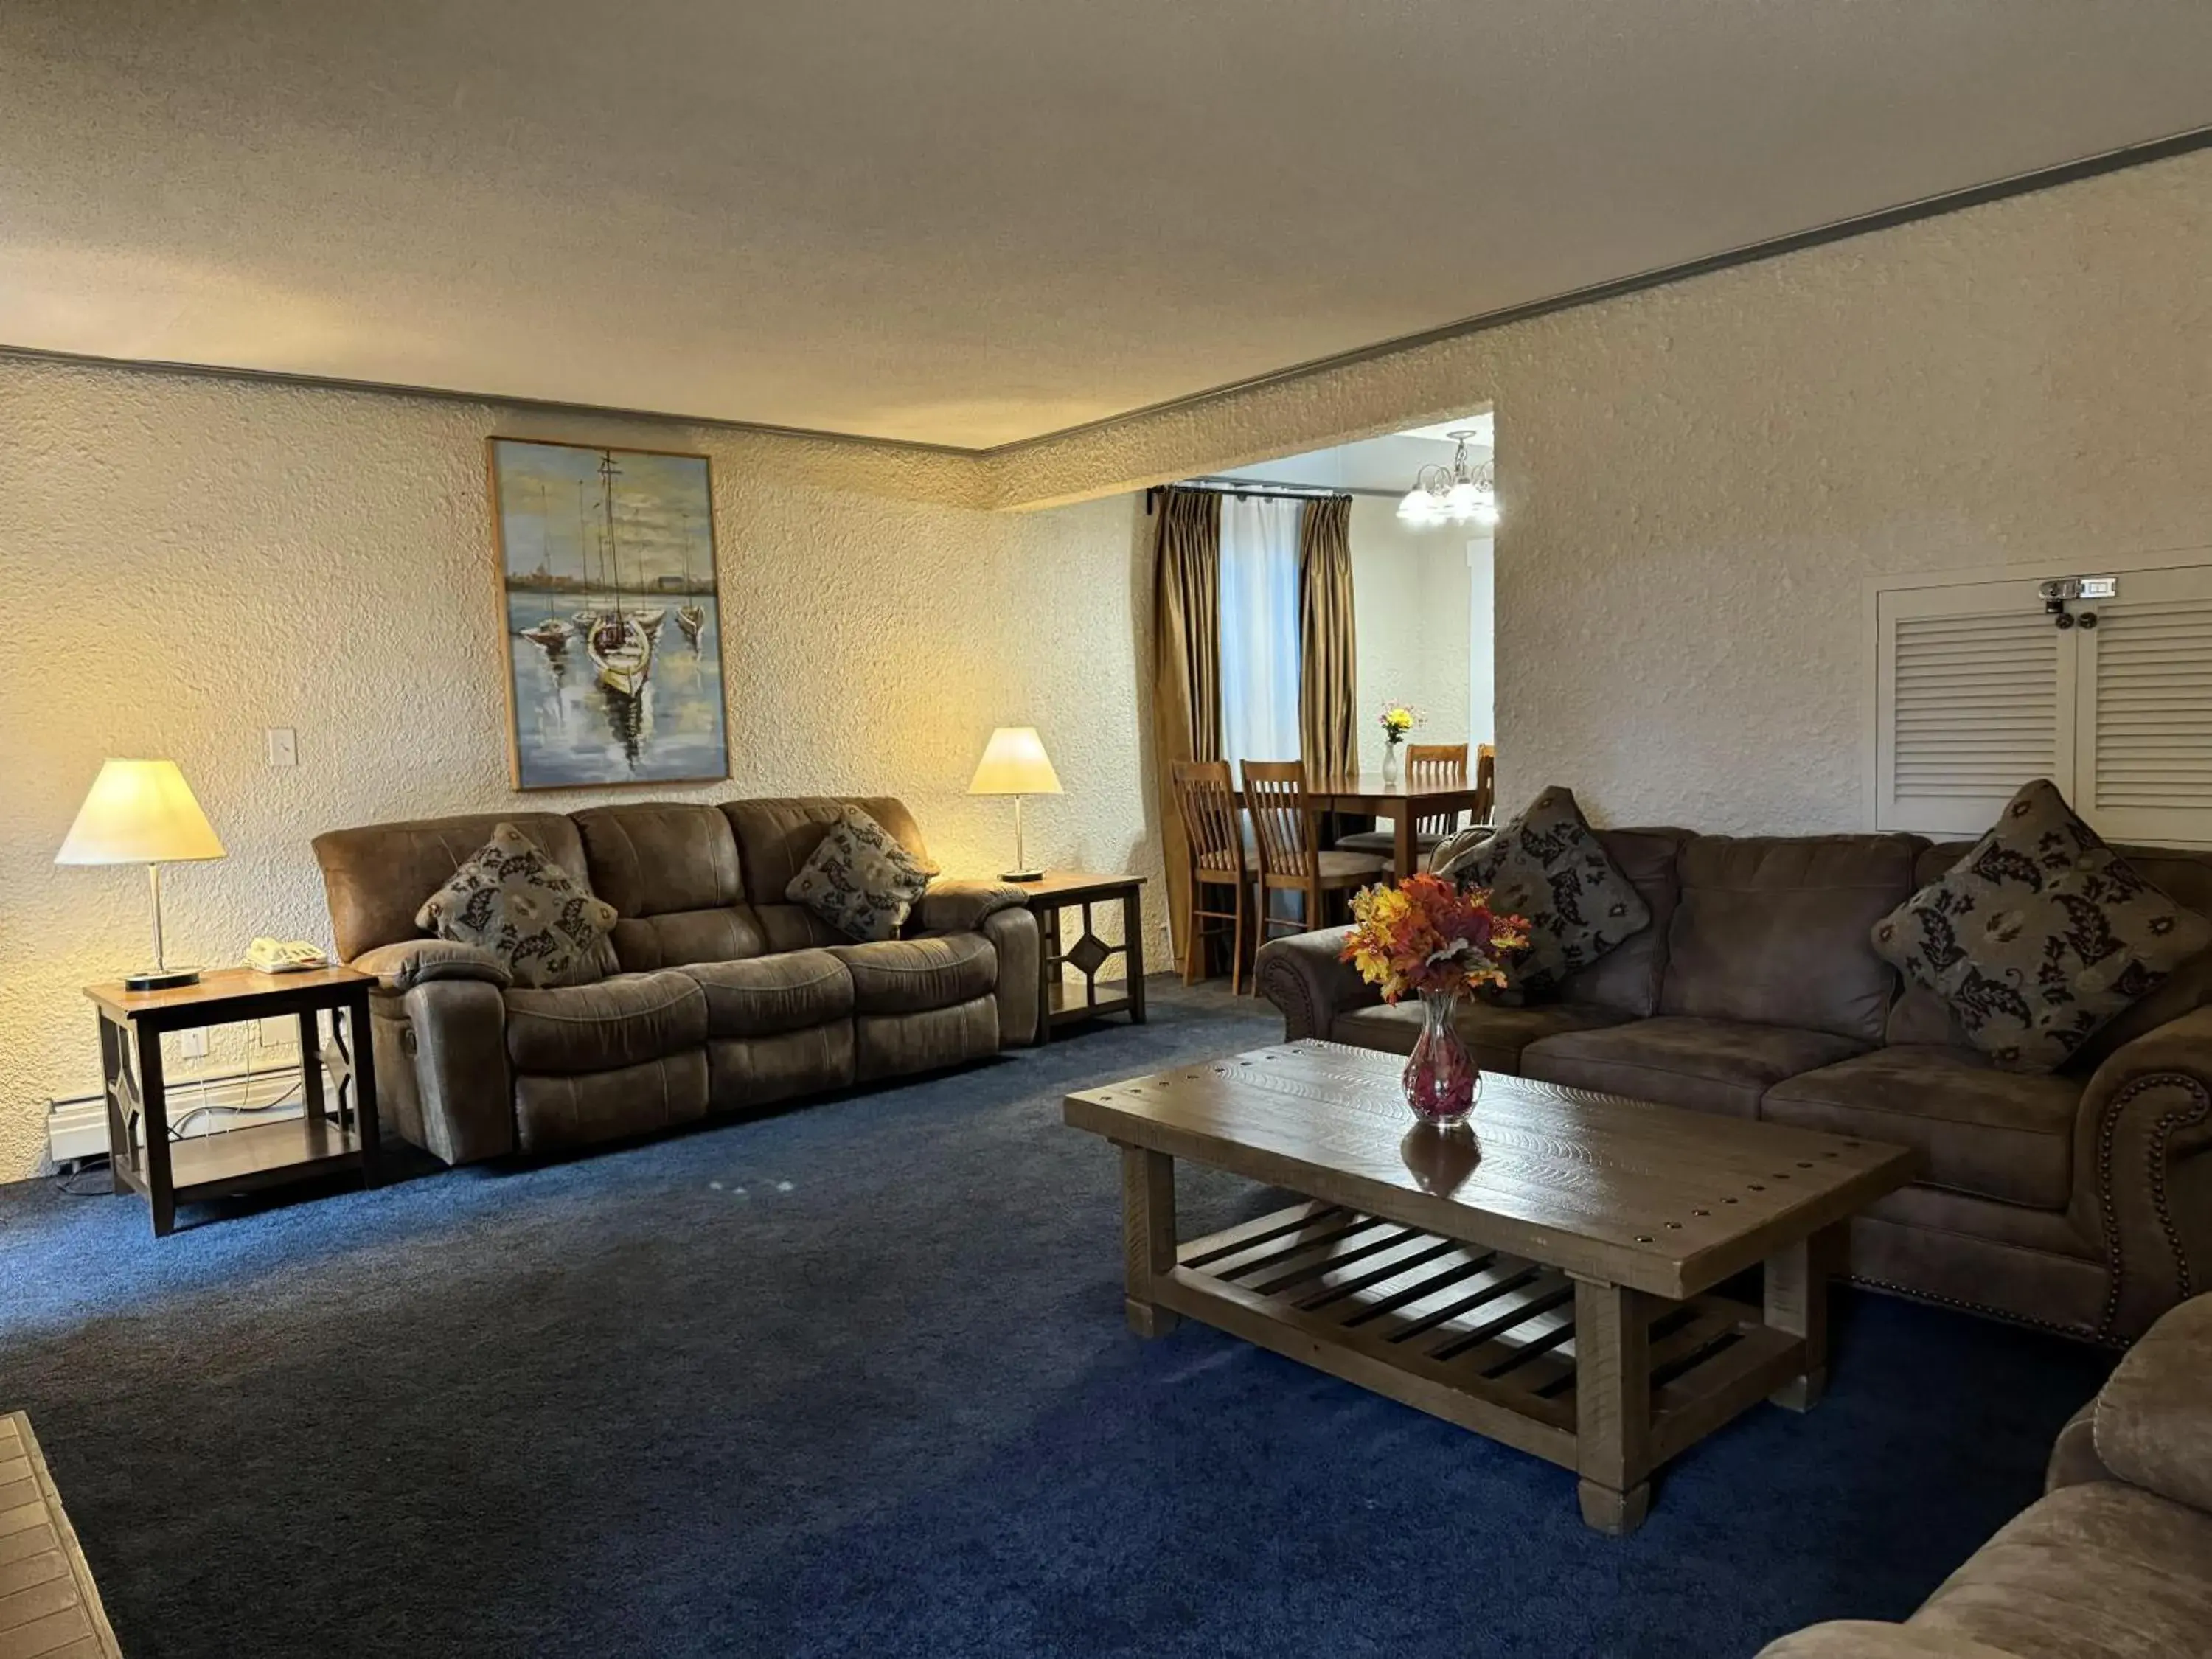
[1239,771,1491,882]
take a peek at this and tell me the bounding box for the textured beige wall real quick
[0,357,1158,1180]
[992,149,2212,831]
[1349,497,1474,771]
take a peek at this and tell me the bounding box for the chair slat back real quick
[1407,742,1470,839]
[1242,759,1316,879]
[1172,760,1246,881]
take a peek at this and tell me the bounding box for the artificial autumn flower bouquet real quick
[1342,873,1528,1124]
[1340,872,1528,1001]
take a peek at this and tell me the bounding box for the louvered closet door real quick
[2077,563,2212,845]
[1875,579,2073,835]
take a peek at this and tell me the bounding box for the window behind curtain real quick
[1218,495,1304,771]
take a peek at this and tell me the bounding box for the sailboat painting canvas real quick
[488,437,728,790]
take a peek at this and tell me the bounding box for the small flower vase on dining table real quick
[1402,988,1479,1126]
[1380,740,1402,787]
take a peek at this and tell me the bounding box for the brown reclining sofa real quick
[1256,830,2212,1344]
[313,796,1040,1163]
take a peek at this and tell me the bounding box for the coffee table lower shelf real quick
[1151,1197,1813,1530]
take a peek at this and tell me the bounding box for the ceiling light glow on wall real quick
[1397,430,1499,529]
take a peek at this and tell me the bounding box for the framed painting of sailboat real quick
[487,437,729,790]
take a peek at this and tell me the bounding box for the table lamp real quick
[56,759,227,990]
[967,726,1062,882]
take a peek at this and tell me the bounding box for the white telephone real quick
[247,937,330,973]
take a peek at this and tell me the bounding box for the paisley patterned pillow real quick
[1870,779,2212,1073]
[414,823,617,990]
[786,805,932,942]
[1434,785,1650,997]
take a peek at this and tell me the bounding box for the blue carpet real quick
[0,981,2112,1658]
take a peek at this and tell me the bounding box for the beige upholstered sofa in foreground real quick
[1256,830,2212,1343]
[313,797,1039,1163]
[1759,1292,2212,1656]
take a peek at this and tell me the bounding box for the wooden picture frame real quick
[487,437,730,790]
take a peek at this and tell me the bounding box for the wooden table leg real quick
[97,1012,131,1197]
[1124,888,1147,1024]
[1574,1276,1653,1534]
[1766,1224,1840,1411]
[138,1029,176,1238]
[297,1009,327,1131]
[1121,1144,1179,1338]
[347,992,382,1185]
[1394,809,1419,880]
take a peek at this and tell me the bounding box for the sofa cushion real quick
[682,950,853,1038]
[512,1050,710,1153]
[1911,1481,2212,1659]
[787,805,933,942]
[573,801,768,972]
[1521,1015,1868,1118]
[828,934,998,1015]
[1332,999,1635,1074]
[1761,1046,2080,1208]
[1435,785,1652,997]
[722,796,939,908]
[416,822,619,990]
[1662,834,1922,1043]
[504,970,709,1074]
[1871,780,2212,1074]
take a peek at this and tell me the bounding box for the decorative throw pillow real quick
[786,805,933,942]
[1871,779,2212,1073]
[414,823,618,990]
[1434,785,1650,996]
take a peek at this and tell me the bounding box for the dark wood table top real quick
[1006,871,1146,902]
[84,964,373,1022]
[1065,1040,1916,1301]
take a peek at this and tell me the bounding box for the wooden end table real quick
[85,966,381,1237]
[1009,872,1147,1043]
[1065,1040,1917,1533]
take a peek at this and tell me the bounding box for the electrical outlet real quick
[257,1018,286,1048]
[265,726,298,768]
[176,1029,209,1060]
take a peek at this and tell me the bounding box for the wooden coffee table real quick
[1064,1040,1917,1533]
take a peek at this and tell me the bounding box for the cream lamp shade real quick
[56,759,227,865]
[967,727,1063,796]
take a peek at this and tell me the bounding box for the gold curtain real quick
[1297,493,1358,782]
[1152,487,1222,959]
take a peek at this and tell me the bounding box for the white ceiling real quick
[4,3,2210,449]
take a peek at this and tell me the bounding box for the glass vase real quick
[1402,989,1479,1126]
[1381,740,1402,787]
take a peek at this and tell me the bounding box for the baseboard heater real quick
[46,1062,322,1168]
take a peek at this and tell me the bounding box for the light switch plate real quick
[176,1029,209,1060]
[265,727,298,767]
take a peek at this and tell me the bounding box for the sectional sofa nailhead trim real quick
[2090,1071,2211,1340]
[1848,1275,2107,1346]
[1256,956,1321,1041]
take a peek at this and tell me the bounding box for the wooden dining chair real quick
[1335,741,1470,856]
[1473,742,1496,825]
[1169,759,1253,994]
[1242,759,1390,989]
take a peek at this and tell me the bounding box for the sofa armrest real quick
[916,879,1030,934]
[1757,1626,2016,1659]
[352,939,513,992]
[389,978,515,1164]
[981,906,1041,1048]
[2070,1004,2212,1340]
[2045,1400,2110,1492]
[2093,1293,2212,1513]
[1254,926,1380,1040]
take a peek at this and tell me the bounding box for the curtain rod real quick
[1146,478,1392,512]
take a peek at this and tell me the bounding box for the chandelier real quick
[1396,429,1498,528]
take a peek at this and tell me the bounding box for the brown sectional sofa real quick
[1759,1292,2212,1657]
[1255,829,2212,1343]
[312,796,1040,1164]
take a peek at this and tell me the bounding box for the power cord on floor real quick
[53,1158,114,1197]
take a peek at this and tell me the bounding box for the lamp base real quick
[1001,869,1045,883]
[123,966,200,992]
